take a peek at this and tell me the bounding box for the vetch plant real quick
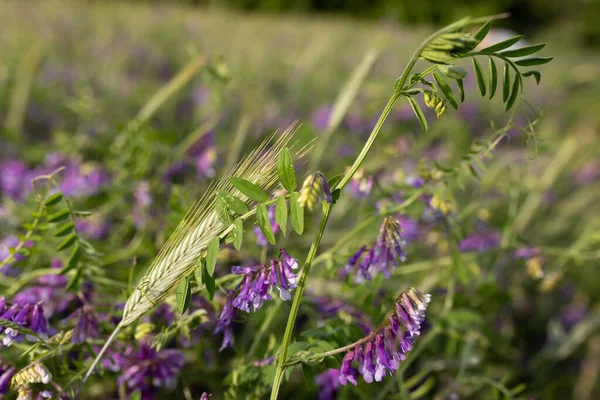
[0,11,562,400]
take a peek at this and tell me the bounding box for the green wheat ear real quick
[82,122,307,385]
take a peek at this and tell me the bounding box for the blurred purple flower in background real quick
[214,292,236,352]
[0,160,29,200]
[104,341,185,399]
[346,169,373,199]
[311,105,333,132]
[0,298,48,346]
[459,231,501,253]
[0,358,16,395]
[314,369,341,400]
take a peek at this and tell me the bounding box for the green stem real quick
[335,92,401,191]
[270,201,331,399]
[270,19,485,397]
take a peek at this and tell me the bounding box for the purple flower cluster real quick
[253,205,280,247]
[338,288,431,386]
[0,358,16,395]
[214,292,236,352]
[0,297,48,346]
[344,217,406,282]
[214,249,298,351]
[13,259,77,318]
[314,369,341,400]
[232,249,298,310]
[0,155,110,202]
[71,306,99,344]
[103,341,185,399]
[458,231,501,253]
[514,247,541,259]
[0,160,29,200]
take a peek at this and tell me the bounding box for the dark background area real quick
[97,0,600,45]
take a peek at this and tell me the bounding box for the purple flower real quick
[560,302,588,331]
[71,306,99,344]
[0,160,29,200]
[76,216,110,240]
[338,350,357,386]
[344,112,370,137]
[0,358,16,395]
[311,106,333,132]
[338,288,430,386]
[252,356,275,367]
[0,298,49,346]
[214,292,236,352]
[253,206,280,247]
[13,260,76,318]
[106,341,185,398]
[196,148,217,179]
[59,163,109,197]
[346,217,407,282]
[458,231,501,253]
[347,170,373,199]
[514,247,541,259]
[133,181,152,229]
[315,369,341,400]
[199,393,210,400]
[573,162,600,185]
[231,249,298,312]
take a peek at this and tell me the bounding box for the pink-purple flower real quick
[337,288,430,386]
[103,341,185,399]
[0,297,48,346]
[344,217,407,282]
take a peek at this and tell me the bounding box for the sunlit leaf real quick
[480,35,523,53]
[202,264,215,301]
[176,277,191,314]
[515,57,553,67]
[217,190,248,215]
[205,237,219,277]
[407,97,428,131]
[57,233,77,251]
[290,191,304,235]
[215,197,232,225]
[54,222,75,237]
[500,43,546,58]
[275,196,288,236]
[523,70,541,85]
[473,20,492,42]
[457,79,465,103]
[433,72,458,109]
[506,76,520,110]
[232,217,243,250]
[256,203,276,245]
[438,65,467,80]
[503,63,511,103]
[278,147,296,192]
[44,193,63,206]
[488,57,497,99]
[48,209,70,223]
[472,58,486,96]
[230,177,269,203]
